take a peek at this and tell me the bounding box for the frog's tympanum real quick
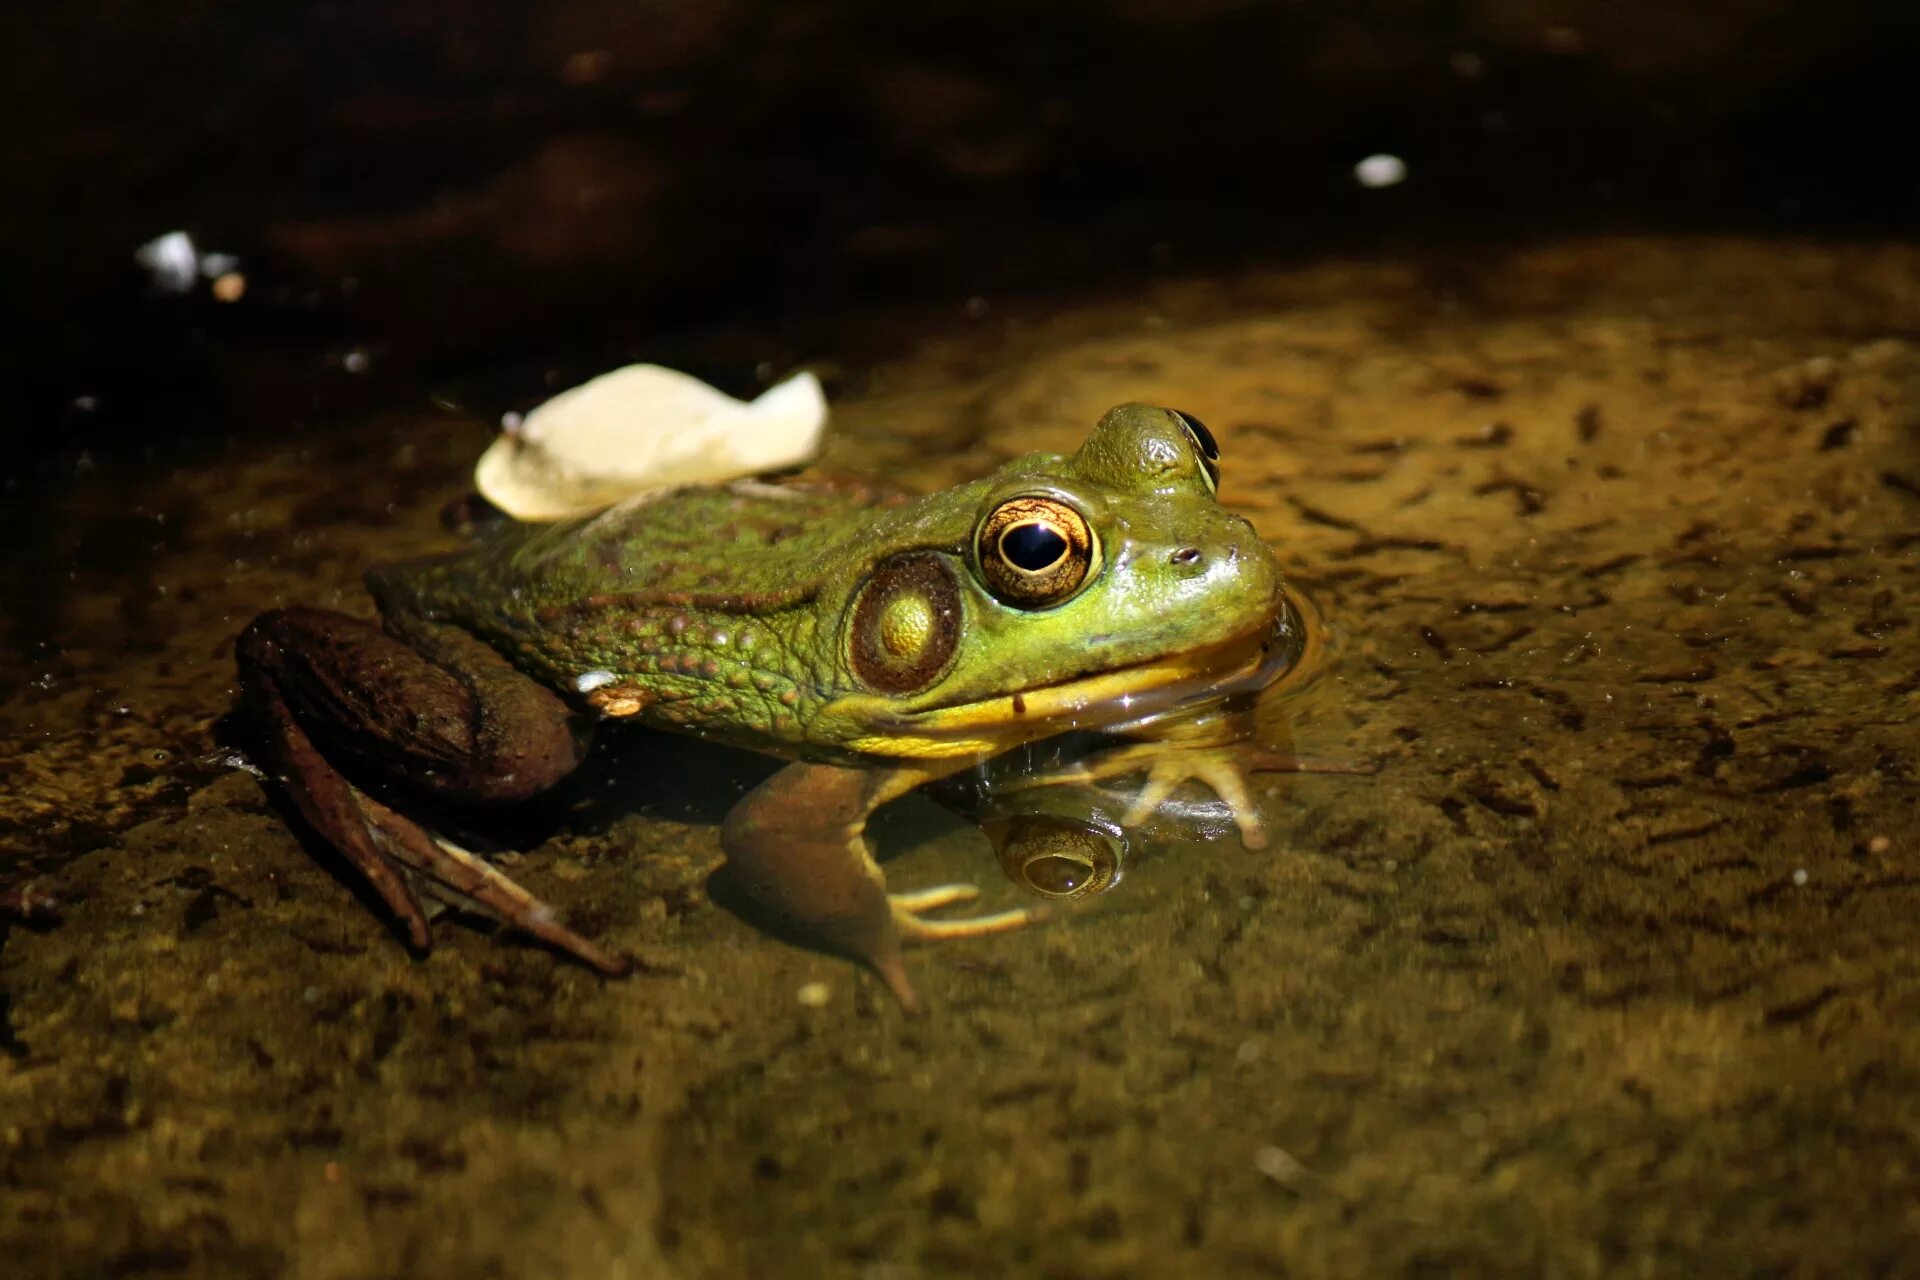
[237,404,1295,1010]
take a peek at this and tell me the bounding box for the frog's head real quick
[817,404,1293,758]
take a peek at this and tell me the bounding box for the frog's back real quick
[382,481,894,613]
[366,481,905,730]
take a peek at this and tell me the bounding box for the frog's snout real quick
[1167,539,1253,580]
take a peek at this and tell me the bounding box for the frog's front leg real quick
[720,760,1042,1013]
[999,707,1376,850]
[236,607,628,974]
[1116,745,1374,849]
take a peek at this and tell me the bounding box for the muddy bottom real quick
[4,236,1918,1279]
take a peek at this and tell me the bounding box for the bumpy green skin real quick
[369,405,1284,761]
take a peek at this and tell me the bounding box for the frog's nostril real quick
[1170,547,1203,568]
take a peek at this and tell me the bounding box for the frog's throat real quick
[833,619,1291,760]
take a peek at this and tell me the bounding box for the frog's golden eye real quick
[988,815,1124,900]
[1170,408,1220,491]
[976,495,1098,609]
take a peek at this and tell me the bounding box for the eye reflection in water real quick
[983,812,1127,900]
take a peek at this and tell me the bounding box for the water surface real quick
[4,234,1917,1276]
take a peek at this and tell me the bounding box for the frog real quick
[235,403,1297,1011]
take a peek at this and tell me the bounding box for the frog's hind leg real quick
[236,607,621,973]
[721,760,1044,1014]
[241,658,435,950]
[241,607,586,804]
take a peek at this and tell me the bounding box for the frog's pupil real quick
[1001,521,1068,573]
[1026,854,1091,895]
[1173,409,1220,461]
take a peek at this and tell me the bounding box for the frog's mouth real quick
[838,608,1301,759]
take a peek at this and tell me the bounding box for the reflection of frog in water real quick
[952,699,1372,912]
[237,404,1297,1009]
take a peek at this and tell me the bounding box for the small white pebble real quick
[1791,868,1808,886]
[1254,1145,1308,1185]
[134,229,198,292]
[575,669,618,693]
[342,349,370,374]
[796,981,831,1008]
[1353,153,1408,189]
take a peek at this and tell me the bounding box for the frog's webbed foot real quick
[1001,734,1376,852]
[350,792,631,976]
[989,739,1278,848]
[1125,746,1378,848]
[891,884,1042,941]
[1121,748,1272,848]
[722,760,1042,1014]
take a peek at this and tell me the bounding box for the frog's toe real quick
[869,950,925,1017]
[420,835,631,977]
[1122,752,1270,850]
[1118,767,1182,829]
[889,889,1046,942]
[1190,755,1269,850]
[888,883,981,912]
[354,791,630,976]
[835,888,1044,1016]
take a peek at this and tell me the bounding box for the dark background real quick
[6,0,1918,463]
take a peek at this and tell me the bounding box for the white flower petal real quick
[476,364,827,520]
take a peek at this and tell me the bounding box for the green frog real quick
[237,403,1296,1010]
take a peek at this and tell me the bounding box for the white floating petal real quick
[476,364,828,520]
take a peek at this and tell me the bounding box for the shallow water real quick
[3,234,1917,1277]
